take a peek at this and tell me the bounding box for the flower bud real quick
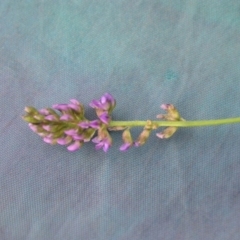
[156,126,178,139]
[122,128,133,144]
[81,128,96,142]
[24,106,38,114]
[134,129,151,147]
[33,114,45,121]
[22,115,41,123]
[158,104,181,121]
[119,128,133,151]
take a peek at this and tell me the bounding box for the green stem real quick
[108,117,240,128]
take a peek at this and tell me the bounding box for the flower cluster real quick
[156,104,185,139]
[22,93,115,152]
[22,93,183,152]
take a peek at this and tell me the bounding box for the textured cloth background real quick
[1,1,240,239]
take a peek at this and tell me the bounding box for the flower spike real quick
[22,93,240,153]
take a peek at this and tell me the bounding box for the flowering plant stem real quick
[22,93,240,152]
[108,117,240,128]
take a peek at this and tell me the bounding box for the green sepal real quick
[22,115,41,123]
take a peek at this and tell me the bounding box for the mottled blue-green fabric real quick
[1,1,240,239]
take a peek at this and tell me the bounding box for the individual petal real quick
[43,136,56,144]
[78,121,89,129]
[89,99,101,109]
[156,132,164,139]
[28,123,38,133]
[103,142,110,152]
[60,114,74,121]
[39,108,50,115]
[119,143,132,151]
[38,132,48,137]
[89,120,101,129]
[72,134,84,141]
[43,137,52,144]
[100,93,116,111]
[95,141,104,150]
[134,141,141,147]
[57,136,72,145]
[160,104,171,110]
[64,129,78,136]
[67,141,82,151]
[45,115,58,121]
[92,136,101,143]
[52,104,69,111]
[102,93,115,104]
[42,125,51,132]
[70,99,80,105]
[156,114,165,119]
[99,112,111,124]
[68,103,81,112]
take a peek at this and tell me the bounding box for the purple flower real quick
[52,104,69,111]
[79,120,101,129]
[89,93,116,112]
[92,136,112,152]
[45,115,58,121]
[89,93,116,125]
[60,114,74,121]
